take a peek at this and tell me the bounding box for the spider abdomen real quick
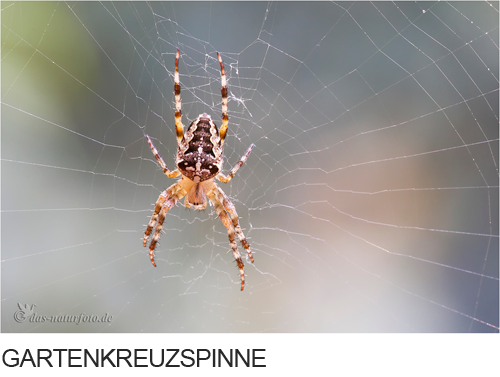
[177,114,222,182]
[185,120,215,156]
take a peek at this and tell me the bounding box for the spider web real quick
[1,1,498,334]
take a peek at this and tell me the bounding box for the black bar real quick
[2,349,266,367]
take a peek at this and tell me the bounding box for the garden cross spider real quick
[144,50,255,291]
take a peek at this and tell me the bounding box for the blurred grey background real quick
[2,1,498,332]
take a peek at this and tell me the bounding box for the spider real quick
[144,50,255,291]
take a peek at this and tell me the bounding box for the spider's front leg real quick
[207,185,248,291]
[215,185,254,263]
[144,181,186,266]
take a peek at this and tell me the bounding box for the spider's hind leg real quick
[174,49,184,145]
[217,52,229,147]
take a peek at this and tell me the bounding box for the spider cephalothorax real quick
[144,50,254,290]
